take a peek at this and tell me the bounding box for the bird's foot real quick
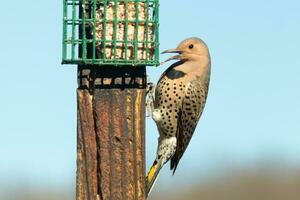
[146,81,155,117]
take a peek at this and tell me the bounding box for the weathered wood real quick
[77,66,146,200]
[77,67,98,200]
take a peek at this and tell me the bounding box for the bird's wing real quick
[170,80,208,173]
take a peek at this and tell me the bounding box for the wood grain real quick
[77,66,146,200]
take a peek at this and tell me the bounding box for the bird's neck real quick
[175,56,211,78]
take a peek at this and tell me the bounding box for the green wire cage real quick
[62,0,159,66]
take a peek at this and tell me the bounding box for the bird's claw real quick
[146,81,155,117]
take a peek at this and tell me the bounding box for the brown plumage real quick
[146,37,211,196]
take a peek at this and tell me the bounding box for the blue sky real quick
[1,0,300,192]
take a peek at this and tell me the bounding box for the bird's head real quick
[161,37,210,64]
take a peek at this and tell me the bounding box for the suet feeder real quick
[62,0,159,66]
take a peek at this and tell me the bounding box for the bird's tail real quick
[146,159,162,197]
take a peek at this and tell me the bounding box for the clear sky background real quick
[1,0,300,196]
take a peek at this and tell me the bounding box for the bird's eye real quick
[189,44,194,49]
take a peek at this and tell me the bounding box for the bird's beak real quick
[161,48,182,54]
[160,48,183,65]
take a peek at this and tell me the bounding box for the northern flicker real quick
[146,37,211,195]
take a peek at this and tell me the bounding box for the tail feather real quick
[146,160,162,197]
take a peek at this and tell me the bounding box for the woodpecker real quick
[146,37,211,195]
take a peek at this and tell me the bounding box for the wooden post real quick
[76,66,147,200]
